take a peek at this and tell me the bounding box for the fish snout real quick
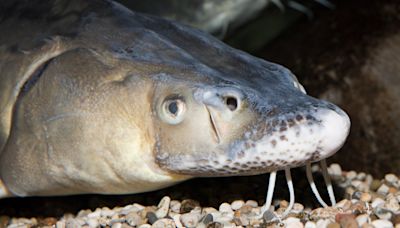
[221,100,351,175]
[193,87,253,144]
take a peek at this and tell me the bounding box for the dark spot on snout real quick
[279,126,287,132]
[296,115,304,121]
[287,119,295,127]
[280,135,288,141]
[271,139,277,147]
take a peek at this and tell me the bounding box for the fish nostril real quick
[225,96,238,111]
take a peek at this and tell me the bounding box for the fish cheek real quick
[154,100,216,162]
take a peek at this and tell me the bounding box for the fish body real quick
[0,0,350,197]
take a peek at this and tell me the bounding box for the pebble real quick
[386,174,399,184]
[126,212,144,226]
[138,224,151,228]
[316,219,331,227]
[372,198,386,208]
[56,221,66,228]
[375,208,393,220]
[3,164,399,228]
[356,214,370,226]
[231,200,245,210]
[170,200,181,213]
[361,192,372,202]
[180,212,201,227]
[219,203,233,213]
[346,171,357,180]
[146,212,158,225]
[304,221,317,228]
[336,213,357,228]
[151,218,175,228]
[327,222,340,228]
[371,219,394,228]
[384,194,400,212]
[378,184,391,195]
[172,214,184,228]
[245,200,258,208]
[284,217,304,228]
[180,199,200,213]
[155,196,170,218]
[335,199,352,211]
[328,163,342,177]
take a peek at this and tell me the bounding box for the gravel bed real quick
[2,163,400,228]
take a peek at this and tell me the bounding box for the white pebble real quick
[284,217,304,228]
[172,214,184,228]
[371,219,394,228]
[357,172,366,180]
[385,174,398,184]
[170,200,181,213]
[356,214,369,226]
[304,221,317,228]
[120,205,135,215]
[219,203,233,213]
[56,221,66,228]
[231,200,245,210]
[377,184,390,195]
[245,200,258,207]
[316,219,331,228]
[155,196,171,218]
[151,218,175,228]
[329,163,342,176]
[111,222,122,228]
[133,203,146,211]
[180,213,201,228]
[372,198,386,208]
[101,207,115,218]
[86,218,99,228]
[126,212,144,226]
[87,209,101,219]
[384,194,400,212]
[346,171,357,180]
[202,207,218,215]
[292,203,304,213]
[66,218,81,228]
[138,224,151,228]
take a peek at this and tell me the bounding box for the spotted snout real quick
[194,99,350,176]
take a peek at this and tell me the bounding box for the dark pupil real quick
[168,101,178,115]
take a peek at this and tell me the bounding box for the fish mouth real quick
[160,103,350,177]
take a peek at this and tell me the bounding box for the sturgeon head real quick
[136,13,352,177]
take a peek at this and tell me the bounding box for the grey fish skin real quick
[0,0,349,196]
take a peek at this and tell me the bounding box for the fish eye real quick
[160,97,186,125]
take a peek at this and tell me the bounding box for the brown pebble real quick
[335,199,352,212]
[350,202,366,215]
[327,222,340,228]
[370,179,382,191]
[180,199,200,214]
[391,213,400,224]
[238,205,253,214]
[336,213,358,228]
[310,207,340,221]
[206,222,223,228]
[37,217,58,226]
[360,192,372,202]
[0,216,10,228]
[389,187,398,194]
